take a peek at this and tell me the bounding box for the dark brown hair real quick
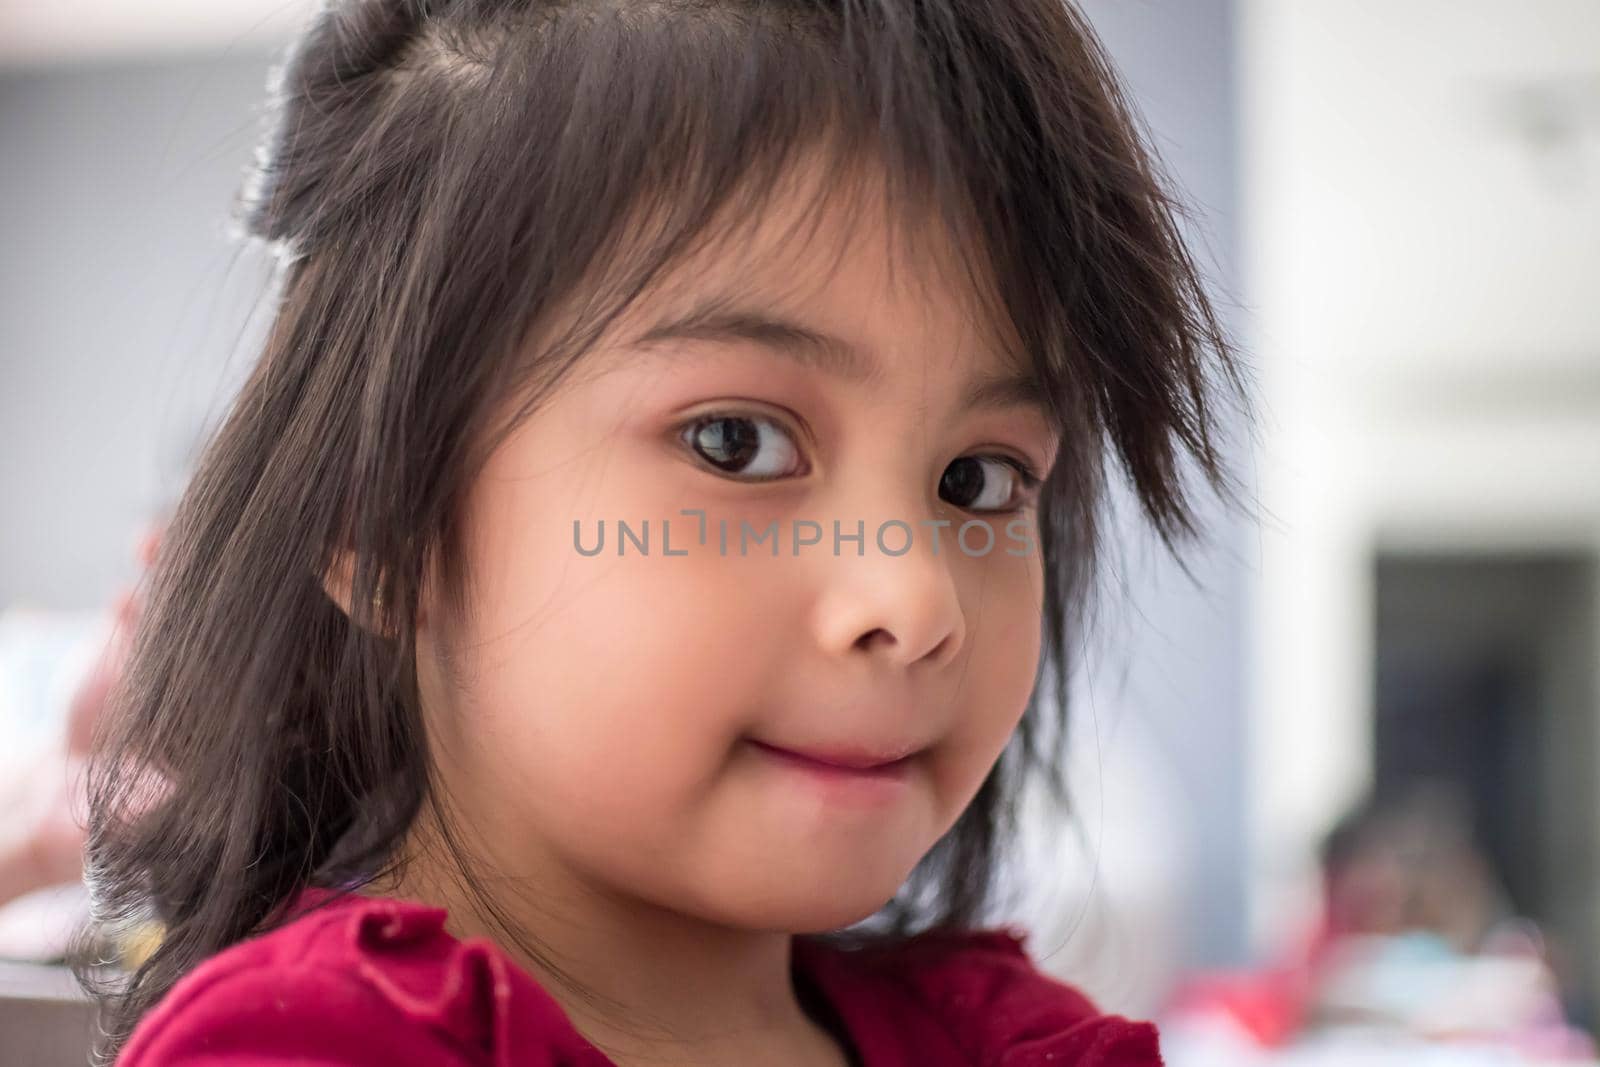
[73,0,1256,1060]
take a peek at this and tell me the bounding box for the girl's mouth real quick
[746,739,918,793]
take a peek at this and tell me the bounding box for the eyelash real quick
[675,408,1045,514]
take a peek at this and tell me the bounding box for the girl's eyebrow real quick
[628,299,1051,418]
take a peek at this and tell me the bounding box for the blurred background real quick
[1,1,1596,1064]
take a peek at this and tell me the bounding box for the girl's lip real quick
[747,739,917,774]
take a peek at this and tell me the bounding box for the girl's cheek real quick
[945,554,1045,755]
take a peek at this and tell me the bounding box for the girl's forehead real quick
[583,258,1012,394]
[582,174,1016,378]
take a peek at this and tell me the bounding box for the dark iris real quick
[691,416,759,472]
[939,456,987,508]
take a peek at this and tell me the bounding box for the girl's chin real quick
[689,862,916,934]
[712,895,901,936]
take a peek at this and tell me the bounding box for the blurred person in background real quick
[1304,783,1593,1058]
[1164,781,1595,1060]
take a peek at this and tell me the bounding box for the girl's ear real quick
[320,549,406,639]
[318,547,358,618]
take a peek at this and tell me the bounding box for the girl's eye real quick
[678,412,1042,513]
[680,413,806,481]
[939,455,1042,514]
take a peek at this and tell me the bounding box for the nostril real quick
[854,628,895,652]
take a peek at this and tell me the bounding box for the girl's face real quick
[416,165,1059,933]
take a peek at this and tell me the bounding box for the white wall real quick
[1239,0,1600,953]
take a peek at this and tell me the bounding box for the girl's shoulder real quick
[115,886,609,1066]
[797,923,1163,1067]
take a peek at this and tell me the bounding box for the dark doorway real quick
[1373,550,1598,1030]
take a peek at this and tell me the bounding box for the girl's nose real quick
[808,519,968,671]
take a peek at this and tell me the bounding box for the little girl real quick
[76,1,1254,1064]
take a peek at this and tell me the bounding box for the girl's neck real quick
[359,859,854,1067]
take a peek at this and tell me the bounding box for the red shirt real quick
[116,887,1162,1066]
